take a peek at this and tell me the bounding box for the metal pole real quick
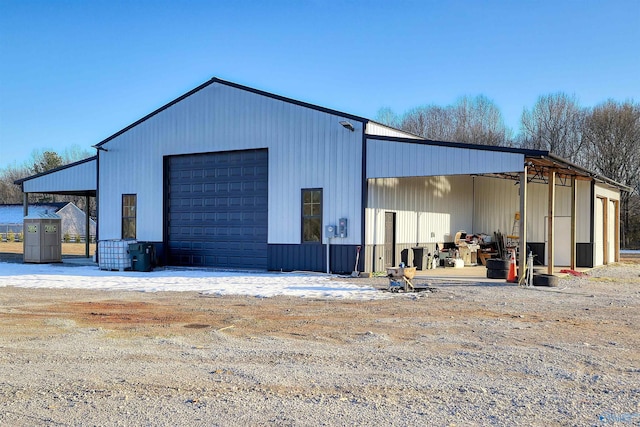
[85,195,90,258]
[23,192,28,217]
[326,237,331,274]
[518,166,528,281]
[547,169,556,274]
[570,176,577,270]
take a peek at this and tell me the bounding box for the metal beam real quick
[85,195,90,258]
[23,193,28,217]
[547,169,556,274]
[518,166,528,280]
[571,176,577,270]
[602,197,609,264]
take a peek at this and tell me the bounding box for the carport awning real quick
[365,136,631,191]
[14,156,97,196]
[366,137,524,178]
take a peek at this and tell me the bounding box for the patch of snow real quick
[0,262,388,300]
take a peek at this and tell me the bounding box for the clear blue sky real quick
[1,0,639,171]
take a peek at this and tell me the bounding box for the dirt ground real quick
[1,257,638,346]
[0,252,638,425]
[1,252,635,343]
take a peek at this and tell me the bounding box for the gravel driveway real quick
[0,261,638,426]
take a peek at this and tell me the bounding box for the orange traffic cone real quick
[506,249,517,283]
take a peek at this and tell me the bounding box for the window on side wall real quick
[302,188,322,243]
[122,194,137,239]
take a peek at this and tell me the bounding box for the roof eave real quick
[544,153,632,192]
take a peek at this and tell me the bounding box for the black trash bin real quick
[412,247,425,270]
[128,242,156,272]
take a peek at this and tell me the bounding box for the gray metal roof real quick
[0,203,65,223]
[14,156,97,196]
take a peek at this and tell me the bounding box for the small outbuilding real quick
[14,77,629,274]
[23,210,62,263]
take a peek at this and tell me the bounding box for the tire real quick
[487,268,509,279]
[486,259,510,270]
[533,273,559,287]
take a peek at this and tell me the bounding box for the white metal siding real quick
[608,200,616,263]
[594,183,620,202]
[473,176,593,244]
[575,180,592,242]
[365,122,421,139]
[366,138,524,178]
[527,183,573,242]
[366,175,474,245]
[22,159,96,193]
[472,176,520,237]
[595,198,604,266]
[594,183,621,265]
[98,83,363,244]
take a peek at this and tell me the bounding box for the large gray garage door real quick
[166,149,268,268]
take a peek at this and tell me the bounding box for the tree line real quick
[378,93,639,248]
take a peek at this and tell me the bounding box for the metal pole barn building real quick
[15,78,628,274]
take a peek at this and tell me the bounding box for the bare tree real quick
[62,144,92,164]
[583,99,640,247]
[403,105,456,141]
[519,93,586,163]
[452,95,512,146]
[375,107,401,129]
[0,164,31,204]
[627,194,640,248]
[389,95,511,146]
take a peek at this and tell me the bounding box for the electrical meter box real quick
[338,218,348,238]
[325,225,336,238]
[23,210,62,263]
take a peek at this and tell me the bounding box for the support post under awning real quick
[547,169,556,274]
[85,195,90,258]
[571,176,577,270]
[518,166,528,280]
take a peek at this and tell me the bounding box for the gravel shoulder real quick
[1,260,639,426]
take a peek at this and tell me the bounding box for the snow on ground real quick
[0,262,388,300]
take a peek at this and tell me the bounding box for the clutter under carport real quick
[423,231,493,269]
